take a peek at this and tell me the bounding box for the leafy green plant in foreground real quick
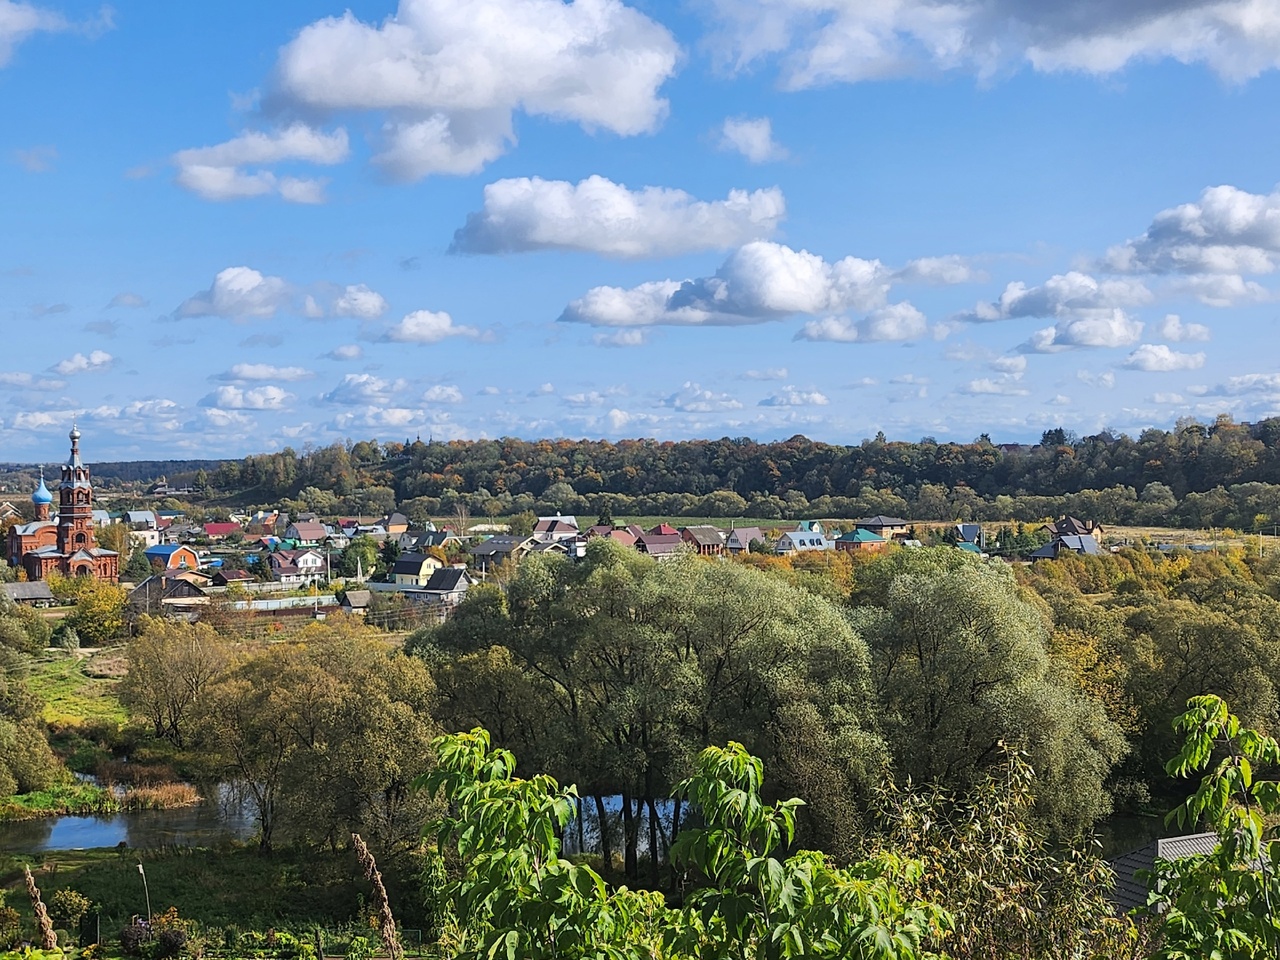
[420,729,950,960]
[420,727,664,959]
[670,742,951,960]
[1149,694,1280,959]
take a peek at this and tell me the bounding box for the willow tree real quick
[850,548,1126,834]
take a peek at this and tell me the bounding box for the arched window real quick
[75,533,86,545]
[76,565,90,577]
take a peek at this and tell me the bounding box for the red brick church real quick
[6,426,119,582]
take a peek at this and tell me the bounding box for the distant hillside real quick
[86,460,231,483]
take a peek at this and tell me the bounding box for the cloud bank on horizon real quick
[5,0,1280,459]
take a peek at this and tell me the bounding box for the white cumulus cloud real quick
[451,176,785,257]
[423,384,465,403]
[325,344,364,361]
[719,116,787,162]
[1157,314,1210,342]
[894,255,984,285]
[1124,344,1207,372]
[795,302,927,342]
[703,0,1280,88]
[1105,184,1280,277]
[758,386,829,406]
[378,310,482,343]
[201,385,293,409]
[334,283,389,319]
[173,124,348,203]
[257,0,679,182]
[561,241,895,327]
[0,1,111,68]
[323,373,409,405]
[217,363,313,382]
[958,377,1029,397]
[53,350,113,375]
[177,267,292,319]
[661,381,743,412]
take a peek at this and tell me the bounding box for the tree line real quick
[180,414,1280,530]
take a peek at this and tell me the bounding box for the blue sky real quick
[5,0,1280,460]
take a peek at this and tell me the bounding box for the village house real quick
[202,521,242,541]
[1029,535,1102,560]
[211,568,255,588]
[469,534,534,573]
[681,525,725,556]
[1042,516,1104,543]
[533,514,581,543]
[835,528,887,553]
[775,529,833,554]
[340,589,372,616]
[285,520,328,546]
[852,516,911,540]
[1,581,56,607]
[399,529,460,552]
[268,548,326,585]
[637,531,684,559]
[144,543,201,572]
[724,527,766,554]
[392,552,445,587]
[416,566,474,607]
[380,512,411,536]
[128,573,208,619]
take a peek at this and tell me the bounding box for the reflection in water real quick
[0,788,255,853]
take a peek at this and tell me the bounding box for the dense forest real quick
[190,415,1280,529]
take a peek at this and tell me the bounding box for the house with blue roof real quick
[144,543,200,571]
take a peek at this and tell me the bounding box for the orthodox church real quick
[6,426,119,582]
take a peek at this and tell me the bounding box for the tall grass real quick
[123,783,200,810]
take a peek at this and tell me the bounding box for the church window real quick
[76,533,86,545]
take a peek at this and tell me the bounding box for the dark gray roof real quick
[392,553,434,576]
[2,581,55,602]
[1031,535,1102,559]
[470,535,530,557]
[682,525,725,547]
[1109,833,1218,911]
[341,589,372,609]
[424,567,470,592]
[854,516,909,527]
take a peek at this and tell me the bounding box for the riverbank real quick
[0,783,200,823]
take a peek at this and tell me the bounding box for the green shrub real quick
[47,890,90,931]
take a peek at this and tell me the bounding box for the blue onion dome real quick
[32,475,53,505]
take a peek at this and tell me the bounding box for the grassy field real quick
[25,650,127,727]
[1,845,422,933]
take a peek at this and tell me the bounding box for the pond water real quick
[0,791,255,853]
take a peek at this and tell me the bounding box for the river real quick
[0,790,255,853]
